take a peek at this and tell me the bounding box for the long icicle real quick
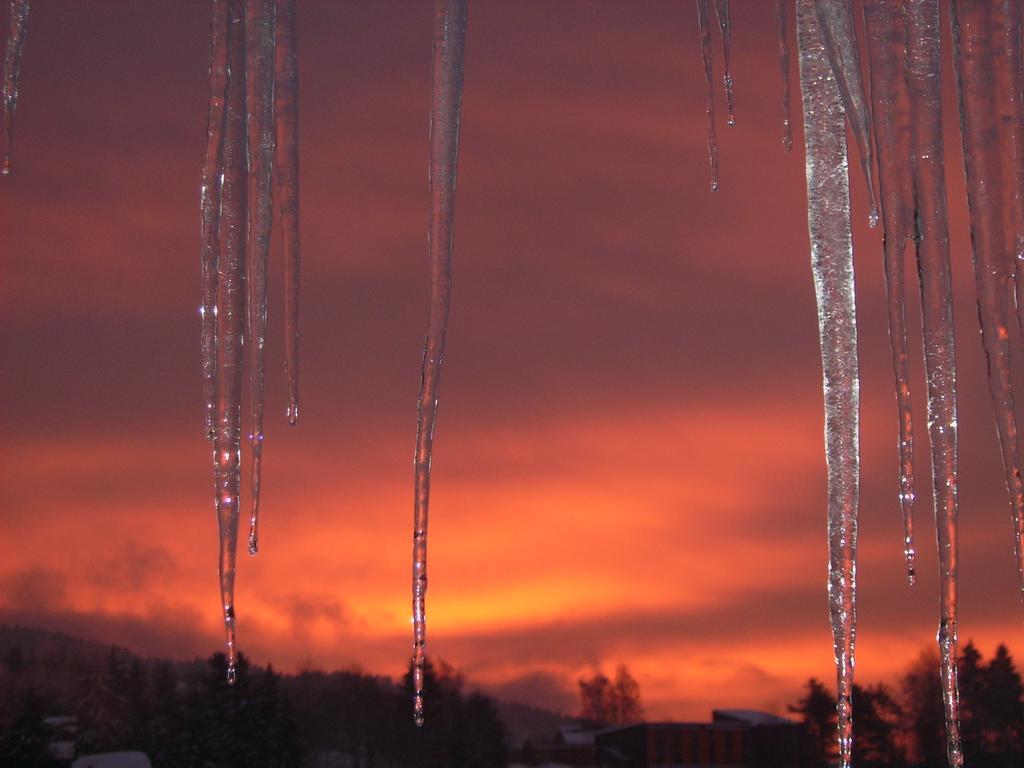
[813,0,879,227]
[863,0,917,584]
[214,0,247,685]
[200,0,231,442]
[696,0,720,191]
[796,2,860,766]
[1003,0,1024,357]
[993,0,1024,601]
[274,0,300,428]
[412,0,467,727]
[776,0,793,152]
[952,1,1024,614]
[245,0,276,557]
[1,0,29,174]
[712,0,734,126]
[906,1,962,764]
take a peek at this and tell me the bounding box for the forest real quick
[1,627,1022,767]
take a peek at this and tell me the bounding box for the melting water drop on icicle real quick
[214,0,247,684]
[245,0,276,557]
[200,0,231,443]
[712,0,734,126]
[813,0,879,228]
[904,2,962,762]
[776,0,792,152]
[412,0,467,727]
[1,0,29,174]
[274,0,301,429]
[863,0,917,585]
[952,1,1024,613]
[796,2,860,766]
[696,0,720,191]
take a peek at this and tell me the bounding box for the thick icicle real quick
[952,1,1024,610]
[412,0,467,727]
[214,0,247,685]
[992,0,1024,601]
[999,0,1024,360]
[863,0,917,584]
[776,0,793,152]
[696,0,720,191]
[200,0,231,442]
[796,2,860,766]
[905,1,961,764]
[813,0,879,227]
[1,0,29,174]
[245,0,276,557]
[274,0,300,428]
[712,0,734,125]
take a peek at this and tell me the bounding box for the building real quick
[593,710,809,768]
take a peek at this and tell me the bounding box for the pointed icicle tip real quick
[226,663,237,685]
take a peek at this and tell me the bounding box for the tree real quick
[0,687,49,761]
[789,678,836,768]
[851,683,905,767]
[901,648,947,767]
[578,664,644,726]
[981,644,1024,761]
[578,671,612,724]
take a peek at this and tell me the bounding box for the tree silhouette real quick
[789,678,836,768]
[578,664,643,726]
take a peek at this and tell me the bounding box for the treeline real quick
[790,641,1024,767]
[0,637,507,768]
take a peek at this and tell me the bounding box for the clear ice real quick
[812,0,879,228]
[696,0,721,191]
[275,0,301,428]
[796,2,859,766]
[1,0,29,174]
[713,0,734,126]
[245,0,277,557]
[200,0,230,443]
[412,0,467,727]
[952,1,1024,611]
[863,0,917,584]
[776,0,793,152]
[213,0,248,686]
[906,2,962,761]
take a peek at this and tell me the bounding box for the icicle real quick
[245,0,276,557]
[412,0,467,727]
[952,2,1024,610]
[696,0,720,191]
[214,0,247,685]
[712,0,734,126]
[905,2,961,763]
[274,0,300,428]
[813,0,879,227]
[1001,0,1024,362]
[863,1,917,585]
[796,2,859,766]
[1,0,29,174]
[200,0,231,442]
[992,0,1024,602]
[776,0,793,152]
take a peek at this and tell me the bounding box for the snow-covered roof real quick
[72,752,154,768]
[557,724,599,745]
[712,709,795,726]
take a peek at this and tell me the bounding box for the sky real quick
[1,0,1023,722]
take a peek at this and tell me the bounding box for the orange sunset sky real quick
[1,0,1022,721]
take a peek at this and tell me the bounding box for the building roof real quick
[712,709,796,726]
